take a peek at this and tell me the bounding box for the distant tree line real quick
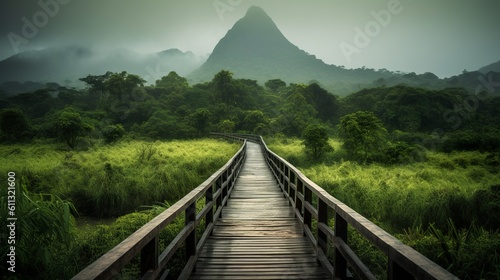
[0,70,499,156]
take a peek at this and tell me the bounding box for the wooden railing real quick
[72,135,247,280]
[240,134,458,280]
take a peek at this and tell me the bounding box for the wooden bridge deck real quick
[189,142,329,279]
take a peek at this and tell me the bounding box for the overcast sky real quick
[0,0,499,78]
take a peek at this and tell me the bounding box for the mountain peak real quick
[245,6,269,18]
[208,6,291,55]
[190,5,385,94]
[189,5,304,82]
[234,6,280,33]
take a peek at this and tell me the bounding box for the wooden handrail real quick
[229,133,459,280]
[72,137,247,280]
[211,132,261,143]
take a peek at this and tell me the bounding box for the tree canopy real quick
[302,124,333,159]
[338,111,388,162]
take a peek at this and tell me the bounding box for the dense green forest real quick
[1,70,499,147]
[1,70,499,279]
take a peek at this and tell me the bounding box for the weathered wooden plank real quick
[191,273,329,279]
[195,259,321,266]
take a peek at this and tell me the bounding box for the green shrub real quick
[338,111,388,163]
[302,124,333,159]
[102,124,125,143]
[0,108,31,142]
[383,141,426,164]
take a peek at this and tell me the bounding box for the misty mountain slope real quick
[479,60,500,74]
[0,46,205,86]
[189,6,391,93]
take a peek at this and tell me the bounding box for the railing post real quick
[140,236,158,276]
[285,166,291,204]
[290,171,296,206]
[334,212,348,280]
[216,176,222,218]
[186,201,196,265]
[206,184,214,228]
[278,161,282,187]
[274,157,280,183]
[228,162,234,190]
[280,162,286,193]
[222,170,228,206]
[304,186,312,234]
[295,178,303,217]
[317,199,328,255]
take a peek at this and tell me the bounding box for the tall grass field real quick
[267,137,500,279]
[0,138,240,279]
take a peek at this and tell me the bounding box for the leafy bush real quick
[56,108,93,149]
[102,124,125,143]
[383,141,426,164]
[0,108,32,142]
[338,111,388,163]
[302,124,333,159]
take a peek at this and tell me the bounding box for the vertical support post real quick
[222,170,228,206]
[334,212,348,280]
[295,178,303,218]
[317,199,328,255]
[275,160,280,186]
[290,171,296,206]
[186,201,196,264]
[304,186,312,233]
[140,236,158,276]
[206,184,214,229]
[278,162,283,188]
[215,176,222,218]
[228,162,234,191]
[285,166,290,204]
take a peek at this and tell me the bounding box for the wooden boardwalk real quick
[73,135,459,280]
[189,142,329,279]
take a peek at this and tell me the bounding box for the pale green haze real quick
[0,0,499,78]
